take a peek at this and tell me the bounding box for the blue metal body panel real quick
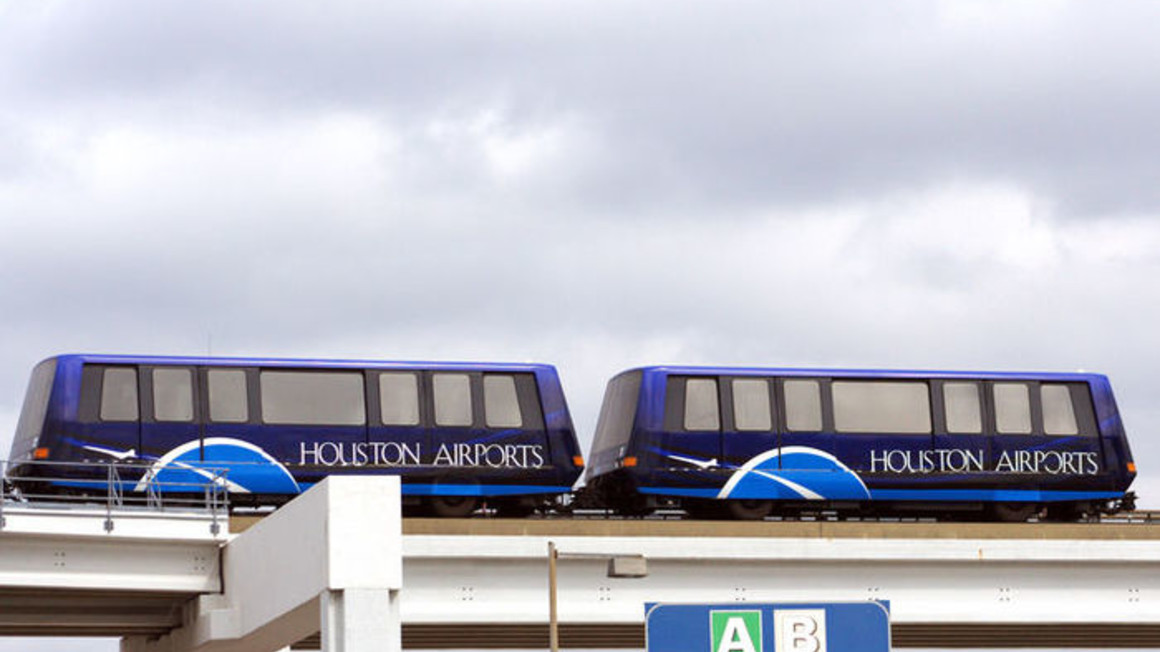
[588,365,1136,509]
[8,354,584,501]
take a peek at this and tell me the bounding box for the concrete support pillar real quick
[123,476,402,652]
[321,588,401,652]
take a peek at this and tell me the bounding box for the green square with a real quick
[710,610,763,652]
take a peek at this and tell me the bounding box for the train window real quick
[684,378,720,431]
[1041,384,1079,435]
[433,373,473,426]
[732,378,772,431]
[591,371,642,455]
[833,381,931,434]
[379,372,420,426]
[943,382,982,434]
[994,383,1032,434]
[208,369,248,423]
[260,371,366,426]
[153,368,193,422]
[784,380,822,432]
[100,367,139,421]
[484,375,523,428]
[13,358,57,457]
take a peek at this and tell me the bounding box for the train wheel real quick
[429,495,479,518]
[727,499,773,520]
[990,502,1037,522]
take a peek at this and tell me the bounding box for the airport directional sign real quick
[646,601,890,652]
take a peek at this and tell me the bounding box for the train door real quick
[366,369,427,474]
[139,365,201,461]
[931,380,992,488]
[777,377,835,464]
[987,381,1103,491]
[662,376,725,487]
[254,368,369,489]
[422,370,549,515]
[480,372,551,486]
[721,377,778,467]
[829,379,933,497]
[78,365,141,461]
[199,365,268,468]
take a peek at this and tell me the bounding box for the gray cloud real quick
[10,7,1160,652]
[6,3,1160,216]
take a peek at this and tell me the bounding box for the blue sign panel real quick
[646,601,890,652]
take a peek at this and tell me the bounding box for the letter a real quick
[717,618,758,652]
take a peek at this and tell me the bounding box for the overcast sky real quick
[3,2,1160,650]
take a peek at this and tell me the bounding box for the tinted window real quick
[484,375,523,428]
[101,367,139,421]
[732,378,772,431]
[260,371,365,425]
[153,368,193,422]
[994,383,1032,434]
[433,373,472,426]
[208,369,248,423]
[591,372,642,455]
[943,382,982,434]
[380,372,420,426]
[784,380,822,432]
[1042,384,1079,435]
[13,358,58,457]
[684,378,720,431]
[833,381,931,434]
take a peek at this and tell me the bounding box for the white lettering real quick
[298,441,548,469]
[717,617,758,652]
[775,609,826,652]
[869,448,1097,476]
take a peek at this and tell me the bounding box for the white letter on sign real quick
[774,609,826,652]
[717,618,758,652]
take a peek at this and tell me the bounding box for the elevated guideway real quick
[5,478,1160,650]
[369,518,1160,649]
[2,476,403,652]
[0,503,225,636]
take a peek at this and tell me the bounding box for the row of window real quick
[680,377,1088,436]
[96,367,531,429]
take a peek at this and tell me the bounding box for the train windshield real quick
[591,371,642,457]
[11,358,57,460]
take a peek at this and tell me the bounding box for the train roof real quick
[45,353,557,373]
[615,365,1110,383]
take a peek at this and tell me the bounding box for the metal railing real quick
[1,458,230,533]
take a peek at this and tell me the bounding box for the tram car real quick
[584,366,1137,521]
[5,354,585,517]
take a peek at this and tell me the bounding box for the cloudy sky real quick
[3,1,1160,649]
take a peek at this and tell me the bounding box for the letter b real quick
[774,610,826,652]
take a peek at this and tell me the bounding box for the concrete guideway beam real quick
[401,533,1160,627]
[124,476,402,652]
[0,510,222,620]
[0,505,224,636]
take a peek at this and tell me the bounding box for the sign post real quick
[646,602,890,652]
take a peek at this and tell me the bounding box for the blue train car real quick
[585,366,1136,521]
[7,354,584,516]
